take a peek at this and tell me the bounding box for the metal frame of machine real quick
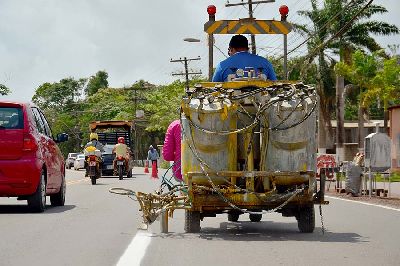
[110,5,328,234]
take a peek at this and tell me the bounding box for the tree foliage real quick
[364,56,400,110]
[143,80,186,132]
[32,78,86,111]
[0,84,11,96]
[85,70,109,96]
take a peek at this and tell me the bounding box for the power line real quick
[225,0,276,54]
[170,56,202,89]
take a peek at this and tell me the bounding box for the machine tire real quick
[297,206,315,233]
[228,213,240,222]
[91,176,96,185]
[184,210,201,233]
[28,170,46,212]
[50,175,66,206]
[249,213,262,222]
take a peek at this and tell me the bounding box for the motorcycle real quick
[85,147,102,185]
[116,156,125,180]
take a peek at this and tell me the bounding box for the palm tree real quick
[296,0,398,155]
[328,0,398,152]
[294,0,336,153]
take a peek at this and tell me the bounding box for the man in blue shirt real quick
[212,35,277,82]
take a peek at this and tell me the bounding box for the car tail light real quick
[23,133,38,152]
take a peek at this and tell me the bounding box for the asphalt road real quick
[1,168,399,266]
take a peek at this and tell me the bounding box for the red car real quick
[0,101,68,212]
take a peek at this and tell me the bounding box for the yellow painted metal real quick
[204,19,292,35]
[199,80,298,89]
[244,132,255,191]
[271,140,308,151]
[181,99,238,186]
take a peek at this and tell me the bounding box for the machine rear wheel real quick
[249,213,262,222]
[228,213,239,222]
[184,210,200,233]
[297,206,315,233]
[91,176,96,185]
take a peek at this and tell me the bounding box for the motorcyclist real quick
[112,137,129,175]
[84,132,104,176]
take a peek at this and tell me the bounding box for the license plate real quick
[117,161,124,165]
[107,165,113,169]
[89,161,96,166]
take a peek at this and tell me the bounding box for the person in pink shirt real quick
[162,120,182,181]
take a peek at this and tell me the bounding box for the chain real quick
[319,204,325,235]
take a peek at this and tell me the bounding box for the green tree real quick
[32,78,86,111]
[143,80,185,132]
[363,55,400,132]
[328,0,398,155]
[294,0,336,152]
[85,71,109,96]
[335,50,380,147]
[0,84,11,96]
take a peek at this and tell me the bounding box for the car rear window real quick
[0,107,23,129]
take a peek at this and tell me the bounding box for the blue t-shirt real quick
[212,51,277,82]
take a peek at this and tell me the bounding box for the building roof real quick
[388,105,400,110]
[330,120,387,128]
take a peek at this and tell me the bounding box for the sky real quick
[0,0,399,101]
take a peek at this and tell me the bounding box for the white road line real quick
[327,196,400,212]
[116,231,152,266]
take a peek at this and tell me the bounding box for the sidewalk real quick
[326,179,400,199]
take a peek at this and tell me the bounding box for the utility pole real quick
[170,57,202,89]
[226,0,275,54]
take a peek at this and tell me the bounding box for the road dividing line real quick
[117,231,152,266]
[327,196,400,212]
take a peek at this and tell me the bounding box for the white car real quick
[66,152,78,169]
[73,154,85,170]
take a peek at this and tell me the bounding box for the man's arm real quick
[212,63,224,82]
[264,60,277,81]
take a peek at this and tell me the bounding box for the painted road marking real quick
[327,196,400,212]
[66,178,88,185]
[117,231,152,266]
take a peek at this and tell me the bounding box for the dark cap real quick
[229,35,249,49]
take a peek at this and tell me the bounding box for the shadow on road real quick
[0,204,76,214]
[198,221,366,243]
[153,221,366,243]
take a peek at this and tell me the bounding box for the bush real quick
[159,161,170,169]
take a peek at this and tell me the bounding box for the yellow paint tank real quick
[181,98,237,186]
[264,98,317,172]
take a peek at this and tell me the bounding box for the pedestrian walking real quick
[147,145,159,178]
[162,120,182,181]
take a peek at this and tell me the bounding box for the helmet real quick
[89,132,98,141]
[118,137,125,144]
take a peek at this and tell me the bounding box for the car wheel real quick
[28,170,46,212]
[50,175,66,206]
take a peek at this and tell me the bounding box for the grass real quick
[375,172,400,182]
[333,172,400,182]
